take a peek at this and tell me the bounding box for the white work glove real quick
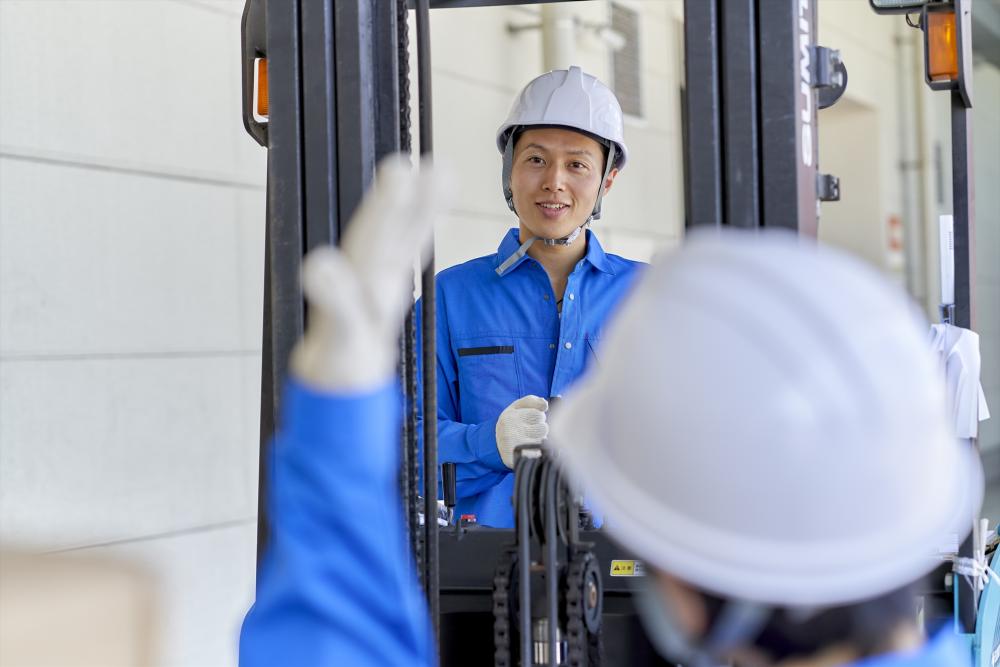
[290,155,451,392]
[495,395,549,469]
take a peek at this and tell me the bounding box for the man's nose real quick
[542,164,566,191]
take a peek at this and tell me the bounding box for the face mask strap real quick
[631,576,771,667]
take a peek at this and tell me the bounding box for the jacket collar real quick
[493,228,615,276]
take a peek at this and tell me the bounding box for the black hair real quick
[699,580,923,663]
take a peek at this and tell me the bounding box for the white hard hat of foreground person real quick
[548,229,983,608]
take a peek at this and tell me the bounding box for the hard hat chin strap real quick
[590,142,616,222]
[495,221,590,276]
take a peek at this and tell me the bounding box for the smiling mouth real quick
[535,202,571,220]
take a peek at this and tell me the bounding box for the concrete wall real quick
[817,1,998,455]
[0,1,263,664]
[909,58,1000,455]
[818,1,908,277]
[971,61,1000,454]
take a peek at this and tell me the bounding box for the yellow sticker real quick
[610,560,635,576]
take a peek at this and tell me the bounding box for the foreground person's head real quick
[549,229,983,665]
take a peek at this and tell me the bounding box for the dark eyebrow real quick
[520,143,597,160]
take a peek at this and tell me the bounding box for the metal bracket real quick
[817,172,841,202]
[813,45,848,109]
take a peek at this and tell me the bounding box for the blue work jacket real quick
[419,228,642,527]
[844,628,969,666]
[240,381,435,667]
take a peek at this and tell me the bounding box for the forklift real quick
[240,0,984,664]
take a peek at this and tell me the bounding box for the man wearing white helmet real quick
[421,66,642,527]
[547,229,984,666]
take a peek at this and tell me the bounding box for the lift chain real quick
[565,551,602,667]
[493,549,519,667]
[395,0,421,576]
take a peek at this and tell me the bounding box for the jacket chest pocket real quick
[456,344,522,424]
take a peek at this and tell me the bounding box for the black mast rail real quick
[414,0,442,643]
[683,0,844,233]
[242,0,402,563]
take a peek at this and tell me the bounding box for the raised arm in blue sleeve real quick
[239,380,434,667]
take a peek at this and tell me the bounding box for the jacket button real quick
[564,342,573,350]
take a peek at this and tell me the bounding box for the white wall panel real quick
[0,356,258,548]
[973,63,1000,451]
[600,227,676,264]
[600,126,684,239]
[434,211,513,273]
[235,187,267,351]
[238,356,263,502]
[818,99,886,269]
[431,73,518,220]
[0,0,264,187]
[0,158,260,356]
[430,6,543,93]
[819,0,896,66]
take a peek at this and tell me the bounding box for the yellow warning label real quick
[610,560,635,576]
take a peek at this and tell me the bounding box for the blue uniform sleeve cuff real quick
[282,379,401,478]
[471,415,506,470]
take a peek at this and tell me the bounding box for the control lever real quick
[442,462,457,527]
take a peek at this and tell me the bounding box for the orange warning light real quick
[927,10,959,82]
[255,58,269,119]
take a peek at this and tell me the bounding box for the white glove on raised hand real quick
[290,155,451,392]
[495,395,549,469]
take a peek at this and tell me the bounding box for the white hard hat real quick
[548,229,983,608]
[497,66,627,226]
[496,66,628,170]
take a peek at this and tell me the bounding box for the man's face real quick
[510,127,618,241]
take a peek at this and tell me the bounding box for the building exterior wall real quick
[0,1,263,664]
[971,62,1000,455]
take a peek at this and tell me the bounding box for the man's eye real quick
[571,161,588,170]
[527,156,544,165]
